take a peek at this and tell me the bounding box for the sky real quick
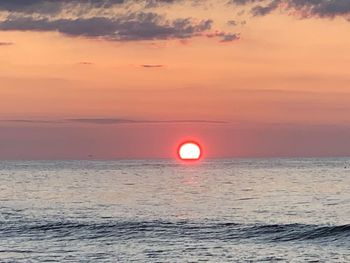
[0,0,350,159]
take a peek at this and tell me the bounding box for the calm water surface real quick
[0,158,349,262]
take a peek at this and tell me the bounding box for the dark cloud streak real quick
[0,41,13,46]
[206,31,240,42]
[251,0,280,16]
[244,0,350,18]
[0,0,183,14]
[0,14,213,41]
[0,0,238,43]
[0,1,125,14]
[1,120,60,124]
[141,64,164,68]
[286,0,350,18]
[0,0,348,44]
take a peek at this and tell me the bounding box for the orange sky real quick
[0,0,350,159]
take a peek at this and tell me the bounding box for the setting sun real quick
[178,141,202,161]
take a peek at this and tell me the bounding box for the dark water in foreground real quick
[0,159,349,262]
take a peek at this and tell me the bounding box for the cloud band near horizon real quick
[0,118,229,125]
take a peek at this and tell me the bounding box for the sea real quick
[0,158,349,262]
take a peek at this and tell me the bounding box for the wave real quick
[1,220,349,243]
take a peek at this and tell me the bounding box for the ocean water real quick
[0,158,349,262]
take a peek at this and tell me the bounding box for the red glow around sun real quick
[177,141,202,161]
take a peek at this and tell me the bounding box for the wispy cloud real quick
[0,41,13,46]
[206,31,240,42]
[78,61,94,65]
[141,64,164,68]
[0,119,60,124]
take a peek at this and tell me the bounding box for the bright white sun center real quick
[179,142,201,160]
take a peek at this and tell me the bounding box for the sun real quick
[178,141,202,161]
